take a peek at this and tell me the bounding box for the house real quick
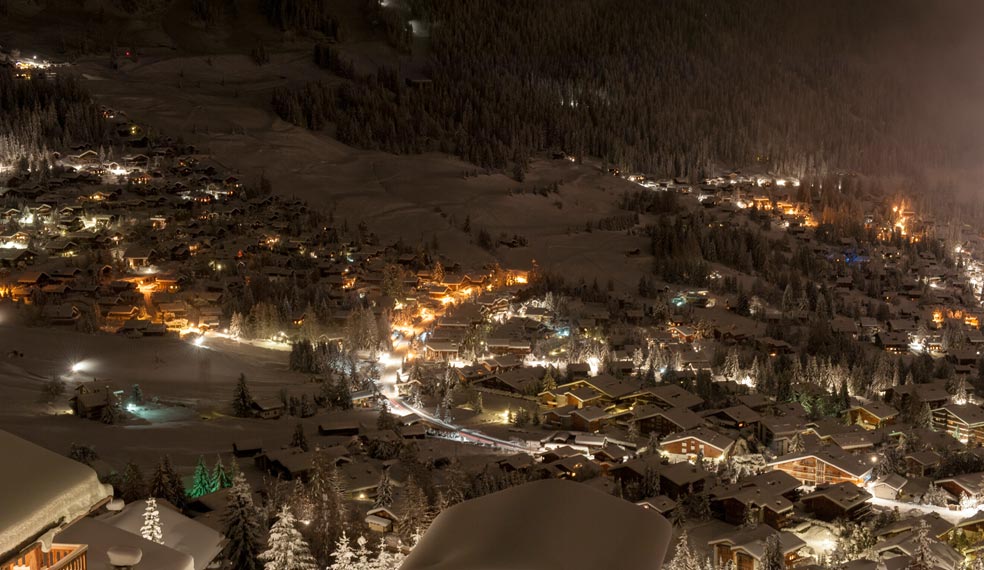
[871,474,910,500]
[100,498,226,570]
[932,403,984,445]
[767,450,872,486]
[706,405,762,430]
[71,384,120,420]
[799,482,872,521]
[639,384,705,410]
[630,405,705,436]
[710,471,800,529]
[659,462,711,498]
[250,398,285,419]
[905,450,942,478]
[709,525,806,570]
[936,471,984,500]
[570,406,610,432]
[40,303,80,325]
[0,430,113,570]
[123,246,157,269]
[660,427,735,460]
[846,401,899,429]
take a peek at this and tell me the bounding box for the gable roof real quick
[767,450,872,479]
[661,427,735,453]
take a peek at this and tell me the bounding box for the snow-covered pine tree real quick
[761,535,784,570]
[353,535,372,569]
[308,451,346,565]
[212,455,232,491]
[374,468,394,508]
[907,520,934,570]
[140,498,164,544]
[188,455,214,498]
[222,473,263,570]
[259,505,317,570]
[374,537,406,570]
[150,455,185,509]
[665,530,701,570]
[398,474,429,540]
[327,531,355,570]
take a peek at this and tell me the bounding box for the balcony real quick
[2,543,87,570]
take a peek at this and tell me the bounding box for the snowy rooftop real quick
[56,517,194,570]
[99,499,225,570]
[402,479,672,570]
[0,430,113,560]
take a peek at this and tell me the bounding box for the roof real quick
[850,400,899,419]
[401,479,672,570]
[708,525,806,560]
[661,427,735,452]
[936,403,984,426]
[57,517,195,570]
[800,482,872,510]
[0,430,113,559]
[654,407,705,431]
[643,384,704,409]
[101,500,225,570]
[767,450,872,479]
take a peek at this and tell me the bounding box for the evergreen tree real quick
[140,498,164,544]
[308,451,346,565]
[223,473,263,570]
[150,455,186,509]
[212,455,232,491]
[233,373,253,417]
[120,461,148,504]
[665,530,701,570]
[374,468,394,509]
[290,422,309,452]
[327,531,354,570]
[188,455,215,498]
[398,474,429,540]
[259,506,317,570]
[906,520,934,570]
[761,535,784,570]
[101,392,123,425]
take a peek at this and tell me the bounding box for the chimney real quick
[107,546,142,569]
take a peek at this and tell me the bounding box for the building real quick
[709,525,806,570]
[846,401,899,429]
[932,403,984,445]
[660,427,735,460]
[799,482,872,521]
[767,450,872,486]
[0,430,113,570]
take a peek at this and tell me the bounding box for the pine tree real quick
[374,468,394,508]
[188,455,215,498]
[665,530,701,570]
[906,520,933,570]
[150,455,186,509]
[140,498,164,544]
[260,505,317,570]
[233,373,253,417]
[308,451,346,565]
[374,537,406,569]
[398,474,429,540]
[723,348,740,381]
[101,391,122,424]
[327,531,354,570]
[119,461,148,504]
[290,422,309,452]
[353,535,372,570]
[223,473,262,570]
[761,534,784,570]
[212,455,232,491]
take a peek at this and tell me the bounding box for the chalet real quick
[476,366,544,395]
[932,403,984,445]
[767,450,872,486]
[846,401,899,429]
[570,406,610,432]
[250,398,285,419]
[706,405,762,430]
[710,471,800,529]
[659,462,711,498]
[936,471,984,500]
[905,450,942,477]
[799,482,872,521]
[639,384,704,410]
[629,405,704,436]
[40,303,80,325]
[70,384,120,420]
[885,381,950,410]
[122,246,157,269]
[635,495,677,517]
[709,526,806,570]
[871,474,911,500]
[232,439,263,457]
[877,331,911,353]
[758,417,804,455]
[0,248,36,267]
[660,427,735,460]
[0,430,113,570]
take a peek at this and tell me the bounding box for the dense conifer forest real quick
[273,0,975,179]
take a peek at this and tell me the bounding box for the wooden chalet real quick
[767,450,872,486]
[660,427,734,460]
[799,482,872,521]
[846,401,899,429]
[709,526,806,570]
[932,403,984,445]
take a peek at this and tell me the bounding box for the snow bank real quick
[0,430,112,558]
[402,479,672,570]
[100,499,224,570]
